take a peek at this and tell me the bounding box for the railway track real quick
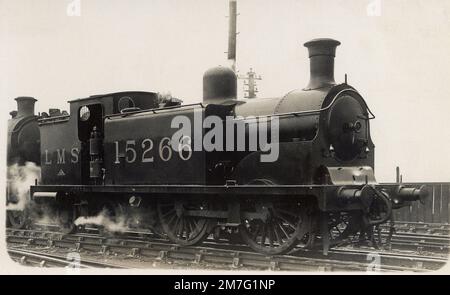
[380,221,450,236]
[6,228,449,272]
[332,229,450,254]
[31,220,450,252]
[23,221,450,255]
[385,232,450,253]
[7,247,126,269]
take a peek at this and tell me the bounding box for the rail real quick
[6,228,449,271]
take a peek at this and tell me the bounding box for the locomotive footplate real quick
[30,183,428,212]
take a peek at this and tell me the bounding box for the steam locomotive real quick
[6,38,428,255]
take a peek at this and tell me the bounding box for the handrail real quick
[38,114,70,122]
[105,103,205,119]
[231,88,375,122]
[104,89,376,122]
[38,115,70,125]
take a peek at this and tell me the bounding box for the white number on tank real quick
[159,137,172,162]
[125,140,137,163]
[178,136,192,161]
[141,138,154,163]
[114,141,121,164]
[113,137,194,164]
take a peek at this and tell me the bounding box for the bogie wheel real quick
[240,200,313,255]
[157,199,212,246]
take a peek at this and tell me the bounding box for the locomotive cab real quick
[38,91,160,185]
[77,103,104,184]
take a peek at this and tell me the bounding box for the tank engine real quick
[7,38,428,255]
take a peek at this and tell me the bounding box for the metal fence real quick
[386,183,450,224]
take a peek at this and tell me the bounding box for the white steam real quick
[6,162,41,211]
[74,208,129,233]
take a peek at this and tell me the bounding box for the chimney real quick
[15,96,37,117]
[304,38,341,90]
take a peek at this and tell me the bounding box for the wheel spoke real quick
[277,222,290,239]
[276,208,298,218]
[161,209,176,219]
[166,213,177,227]
[179,218,185,238]
[274,213,297,230]
[273,223,282,245]
[187,219,194,237]
[157,200,210,246]
[240,201,312,255]
[173,218,182,236]
[268,225,274,248]
[260,224,267,245]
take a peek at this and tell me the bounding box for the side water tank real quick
[203,66,237,102]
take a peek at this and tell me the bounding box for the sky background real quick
[1,0,449,182]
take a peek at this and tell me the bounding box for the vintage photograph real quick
[1,0,450,276]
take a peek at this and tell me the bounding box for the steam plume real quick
[74,208,129,233]
[6,162,40,211]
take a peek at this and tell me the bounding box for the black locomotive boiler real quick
[6,39,428,255]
